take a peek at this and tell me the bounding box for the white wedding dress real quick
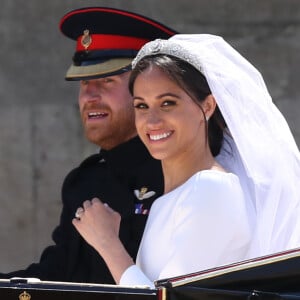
[120,170,253,287]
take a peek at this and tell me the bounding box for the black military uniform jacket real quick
[0,137,164,283]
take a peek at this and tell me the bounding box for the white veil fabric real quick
[132,34,300,258]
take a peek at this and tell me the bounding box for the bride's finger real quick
[103,203,114,213]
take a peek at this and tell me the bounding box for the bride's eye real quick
[134,102,148,109]
[162,100,176,107]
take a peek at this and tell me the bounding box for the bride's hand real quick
[73,197,121,253]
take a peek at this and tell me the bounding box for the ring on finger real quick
[75,207,84,219]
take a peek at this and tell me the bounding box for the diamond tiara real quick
[132,38,203,73]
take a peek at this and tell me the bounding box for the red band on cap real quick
[76,34,150,51]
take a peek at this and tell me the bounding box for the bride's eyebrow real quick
[133,93,180,101]
[156,93,180,99]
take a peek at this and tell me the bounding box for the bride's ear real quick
[203,95,216,120]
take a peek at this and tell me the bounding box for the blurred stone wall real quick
[0,0,299,272]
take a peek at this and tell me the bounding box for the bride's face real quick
[133,65,209,162]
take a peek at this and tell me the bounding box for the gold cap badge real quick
[81,29,92,50]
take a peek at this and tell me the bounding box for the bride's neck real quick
[162,149,221,194]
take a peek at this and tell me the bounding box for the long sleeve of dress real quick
[120,171,253,287]
[120,265,154,288]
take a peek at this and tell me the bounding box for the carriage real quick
[1,247,299,300]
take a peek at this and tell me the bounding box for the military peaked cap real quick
[59,7,177,80]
